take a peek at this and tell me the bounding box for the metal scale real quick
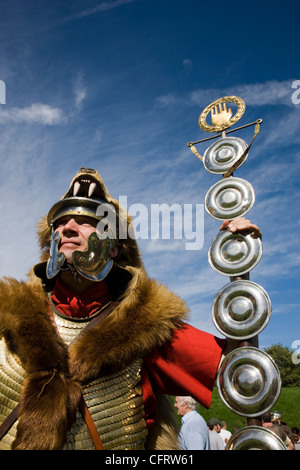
[188,96,285,450]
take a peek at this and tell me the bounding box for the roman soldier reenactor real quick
[0,167,260,450]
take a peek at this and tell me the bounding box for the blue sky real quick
[0,0,299,350]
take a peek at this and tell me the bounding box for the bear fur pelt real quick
[0,266,189,450]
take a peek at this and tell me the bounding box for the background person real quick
[271,411,295,450]
[174,396,209,450]
[270,424,293,450]
[261,412,273,428]
[219,421,232,448]
[292,427,300,450]
[207,418,224,450]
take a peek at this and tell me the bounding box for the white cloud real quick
[157,79,297,109]
[65,0,136,21]
[155,93,179,108]
[0,102,66,125]
[73,74,87,110]
[229,80,295,106]
[262,108,300,146]
[204,80,294,107]
[91,127,103,147]
[183,58,193,72]
[74,86,86,110]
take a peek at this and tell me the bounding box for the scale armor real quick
[0,304,148,450]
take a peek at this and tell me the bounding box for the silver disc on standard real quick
[205,177,255,220]
[211,280,272,340]
[226,426,287,450]
[203,136,248,174]
[217,347,281,417]
[208,230,262,276]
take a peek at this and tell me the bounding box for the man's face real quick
[54,215,98,264]
[174,397,188,417]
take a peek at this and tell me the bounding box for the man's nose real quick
[62,218,79,234]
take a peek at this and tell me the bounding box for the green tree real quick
[264,343,300,387]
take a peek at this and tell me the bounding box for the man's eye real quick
[55,220,67,228]
[77,218,92,226]
[54,217,72,228]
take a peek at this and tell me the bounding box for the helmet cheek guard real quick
[72,221,117,281]
[46,211,118,282]
[46,230,66,279]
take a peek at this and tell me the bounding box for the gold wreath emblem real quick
[198,96,246,133]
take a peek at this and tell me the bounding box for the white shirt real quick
[219,428,232,448]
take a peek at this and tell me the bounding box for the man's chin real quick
[59,247,79,264]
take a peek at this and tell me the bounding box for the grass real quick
[172,387,300,434]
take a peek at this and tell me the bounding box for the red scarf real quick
[51,278,110,318]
